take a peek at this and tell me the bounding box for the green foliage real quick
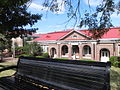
[0,34,8,50]
[15,54,30,58]
[15,42,42,57]
[23,42,42,56]
[0,0,42,38]
[0,33,7,41]
[36,56,44,58]
[15,47,24,57]
[42,52,49,58]
[110,56,120,67]
[15,47,23,52]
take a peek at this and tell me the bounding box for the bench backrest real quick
[15,56,111,90]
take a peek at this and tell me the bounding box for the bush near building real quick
[15,42,42,58]
[42,52,49,58]
[110,56,120,68]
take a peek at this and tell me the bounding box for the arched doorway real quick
[100,48,110,62]
[72,45,79,59]
[50,48,56,58]
[82,45,91,59]
[61,45,68,57]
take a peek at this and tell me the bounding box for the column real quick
[68,44,72,59]
[79,43,82,59]
[91,42,97,61]
[57,43,60,58]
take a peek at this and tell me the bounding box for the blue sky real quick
[26,0,120,34]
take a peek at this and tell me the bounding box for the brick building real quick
[32,27,120,62]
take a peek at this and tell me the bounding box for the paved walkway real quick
[0,57,18,61]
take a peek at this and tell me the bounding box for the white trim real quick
[71,43,78,45]
[83,57,91,59]
[62,55,69,57]
[98,38,120,40]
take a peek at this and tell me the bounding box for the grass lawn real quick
[110,66,120,90]
[0,60,120,90]
[0,60,17,77]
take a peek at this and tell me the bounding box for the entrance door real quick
[72,45,79,59]
[51,48,56,58]
[101,49,109,62]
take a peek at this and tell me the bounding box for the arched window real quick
[83,45,91,55]
[62,45,68,55]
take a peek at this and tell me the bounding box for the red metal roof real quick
[99,28,120,39]
[32,30,70,41]
[80,27,120,39]
[32,27,120,41]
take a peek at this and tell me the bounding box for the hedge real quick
[110,56,120,68]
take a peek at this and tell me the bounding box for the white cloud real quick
[84,0,102,6]
[29,1,65,14]
[29,3,48,11]
[111,13,120,18]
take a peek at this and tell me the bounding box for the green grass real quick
[110,66,120,90]
[0,61,17,77]
[0,60,120,90]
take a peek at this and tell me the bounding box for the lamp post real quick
[11,38,16,58]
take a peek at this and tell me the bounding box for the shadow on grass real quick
[0,60,7,63]
[0,65,17,72]
[0,65,6,68]
[110,67,120,90]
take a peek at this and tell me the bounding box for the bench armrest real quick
[0,65,17,72]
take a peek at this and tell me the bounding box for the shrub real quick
[42,52,49,58]
[36,56,44,58]
[15,54,30,58]
[15,47,23,55]
[110,56,120,67]
[23,42,42,56]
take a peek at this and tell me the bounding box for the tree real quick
[23,42,42,56]
[1,0,120,38]
[0,0,42,38]
[42,0,120,38]
[0,34,7,61]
